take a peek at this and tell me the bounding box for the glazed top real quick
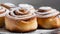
[6,4,36,20]
[1,3,16,8]
[0,6,9,17]
[35,7,59,18]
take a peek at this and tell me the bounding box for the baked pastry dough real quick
[35,7,60,29]
[0,6,9,27]
[5,4,37,32]
[1,3,16,10]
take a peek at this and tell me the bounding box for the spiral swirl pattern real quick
[36,7,59,18]
[6,6,36,20]
[0,6,9,17]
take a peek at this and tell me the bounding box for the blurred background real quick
[0,0,60,10]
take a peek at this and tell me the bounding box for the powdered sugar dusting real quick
[36,7,59,18]
[3,3,16,8]
[18,4,35,13]
[0,6,9,17]
[39,7,52,10]
[6,6,36,20]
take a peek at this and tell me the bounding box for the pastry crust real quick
[5,4,37,32]
[0,6,9,27]
[36,7,60,29]
[5,17,37,32]
[0,17,4,27]
[37,16,60,28]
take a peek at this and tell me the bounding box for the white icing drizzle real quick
[39,7,53,10]
[2,3,16,8]
[58,12,60,18]
[18,4,36,13]
[6,7,36,20]
[0,6,5,12]
[36,7,59,18]
[0,6,9,17]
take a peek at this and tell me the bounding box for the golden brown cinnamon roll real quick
[35,7,60,29]
[1,3,16,10]
[0,6,9,27]
[5,4,37,32]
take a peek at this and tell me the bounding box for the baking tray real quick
[0,27,57,34]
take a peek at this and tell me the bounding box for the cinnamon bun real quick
[5,4,37,32]
[0,6,9,27]
[1,3,16,10]
[35,6,60,29]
